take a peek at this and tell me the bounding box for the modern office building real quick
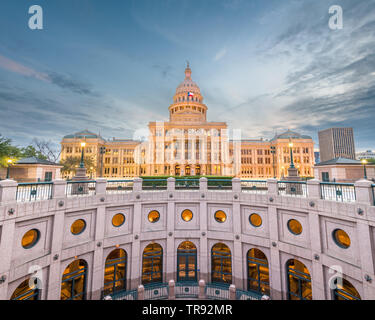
[318,128,356,162]
[61,65,315,179]
[357,150,375,160]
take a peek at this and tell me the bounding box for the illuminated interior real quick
[103,249,127,296]
[11,278,39,300]
[286,259,312,300]
[211,243,232,284]
[70,219,86,235]
[181,209,193,222]
[21,229,39,249]
[247,248,270,295]
[148,210,160,223]
[61,259,87,300]
[287,219,303,235]
[333,278,361,300]
[177,241,197,282]
[249,214,262,227]
[112,213,125,227]
[214,210,227,223]
[333,229,351,249]
[142,243,163,285]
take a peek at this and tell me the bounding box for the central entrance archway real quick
[177,241,197,282]
[211,243,232,284]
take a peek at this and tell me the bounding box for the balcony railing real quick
[207,179,232,191]
[175,282,199,298]
[106,180,133,194]
[205,283,230,300]
[16,182,53,202]
[241,180,268,194]
[144,283,169,300]
[175,179,200,190]
[142,179,167,191]
[277,181,308,198]
[236,289,263,300]
[66,181,96,197]
[107,289,137,300]
[320,182,356,203]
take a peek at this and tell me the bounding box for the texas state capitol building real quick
[61,64,315,179]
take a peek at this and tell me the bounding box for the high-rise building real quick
[318,128,356,162]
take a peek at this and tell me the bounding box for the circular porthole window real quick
[249,213,262,227]
[181,209,193,222]
[112,213,125,227]
[333,229,351,249]
[214,210,227,223]
[71,219,86,235]
[21,229,40,249]
[148,210,160,223]
[287,219,303,235]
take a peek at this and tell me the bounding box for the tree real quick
[0,134,21,167]
[19,145,48,160]
[60,156,96,177]
[31,138,61,163]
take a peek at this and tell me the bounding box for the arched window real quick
[103,249,127,296]
[11,278,40,300]
[247,249,270,295]
[211,243,232,284]
[286,259,312,300]
[177,241,197,282]
[332,278,361,300]
[142,243,163,285]
[61,259,87,300]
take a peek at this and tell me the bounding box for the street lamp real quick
[270,146,276,178]
[6,159,13,179]
[361,159,368,180]
[80,142,86,168]
[289,141,295,169]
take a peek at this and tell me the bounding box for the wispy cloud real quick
[214,48,227,62]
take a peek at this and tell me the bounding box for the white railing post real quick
[138,284,144,300]
[198,279,206,299]
[229,284,236,300]
[168,279,175,300]
[354,179,373,205]
[232,178,241,193]
[0,179,18,204]
[267,178,278,195]
[199,177,207,192]
[95,178,107,195]
[133,178,143,192]
[167,177,175,192]
[307,179,321,199]
[52,179,67,199]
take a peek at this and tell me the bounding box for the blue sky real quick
[0,0,374,152]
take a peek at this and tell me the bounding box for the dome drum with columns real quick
[168,63,208,123]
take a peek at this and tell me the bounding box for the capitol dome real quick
[175,64,202,96]
[169,63,208,123]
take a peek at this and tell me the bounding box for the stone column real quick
[198,279,206,299]
[138,284,144,300]
[0,219,16,299]
[52,179,67,199]
[168,279,175,300]
[307,179,321,199]
[267,179,278,196]
[0,179,18,204]
[133,177,143,193]
[130,201,142,288]
[167,177,175,192]
[229,284,236,300]
[166,201,175,282]
[95,178,107,196]
[354,179,373,205]
[199,177,207,192]
[91,205,106,300]
[232,178,241,193]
